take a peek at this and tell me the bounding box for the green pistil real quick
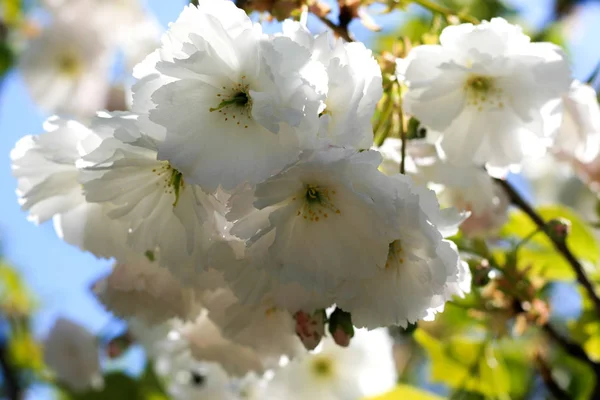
[466,75,493,92]
[169,168,184,207]
[209,92,249,112]
[144,250,155,262]
[306,186,321,204]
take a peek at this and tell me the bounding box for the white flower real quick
[10,116,129,260]
[553,80,600,163]
[282,21,382,149]
[19,22,111,116]
[400,18,571,168]
[229,148,396,293]
[177,310,267,377]
[43,318,103,392]
[93,257,199,325]
[43,0,161,69]
[377,138,509,237]
[80,112,221,269]
[209,223,334,315]
[264,328,396,400]
[136,1,326,191]
[150,336,236,400]
[336,175,470,329]
[201,288,304,363]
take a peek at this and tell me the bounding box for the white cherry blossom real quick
[136,0,326,191]
[282,21,382,149]
[80,112,221,269]
[43,318,103,393]
[229,148,396,293]
[553,80,600,163]
[336,175,470,328]
[10,116,129,260]
[19,22,111,117]
[93,257,199,325]
[400,18,571,168]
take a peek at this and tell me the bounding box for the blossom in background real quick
[93,258,199,325]
[43,0,162,69]
[150,337,236,400]
[400,18,571,169]
[43,318,103,392]
[264,328,396,399]
[282,21,383,149]
[377,138,509,237]
[553,80,600,163]
[19,22,112,117]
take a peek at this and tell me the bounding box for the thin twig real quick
[316,15,354,42]
[534,352,571,400]
[411,0,479,25]
[496,178,600,320]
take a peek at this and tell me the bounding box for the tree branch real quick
[534,352,571,400]
[542,324,595,366]
[496,178,600,320]
[316,15,354,42]
[0,340,21,400]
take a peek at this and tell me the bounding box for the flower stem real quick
[411,0,479,25]
[496,177,600,320]
[397,87,407,174]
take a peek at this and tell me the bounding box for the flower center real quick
[57,52,81,77]
[464,75,505,112]
[385,240,404,269]
[209,76,252,129]
[294,184,341,222]
[152,162,185,207]
[311,357,334,378]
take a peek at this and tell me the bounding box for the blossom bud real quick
[327,307,354,347]
[546,218,571,242]
[106,332,134,359]
[470,259,492,287]
[294,310,326,350]
[329,308,354,347]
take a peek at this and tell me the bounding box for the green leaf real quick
[66,373,140,400]
[555,353,596,400]
[366,384,443,400]
[501,205,600,281]
[139,363,168,399]
[569,303,600,363]
[414,329,511,397]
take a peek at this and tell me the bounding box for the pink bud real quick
[294,310,325,350]
[332,326,351,347]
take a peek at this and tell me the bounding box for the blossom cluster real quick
[19,0,161,116]
[13,0,597,397]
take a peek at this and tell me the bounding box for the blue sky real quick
[0,0,599,354]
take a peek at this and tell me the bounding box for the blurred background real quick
[2,0,600,398]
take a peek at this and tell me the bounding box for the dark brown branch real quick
[542,324,595,366]
[496,178,600,320]
[535,352,570,400]
[316,15,354,42]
